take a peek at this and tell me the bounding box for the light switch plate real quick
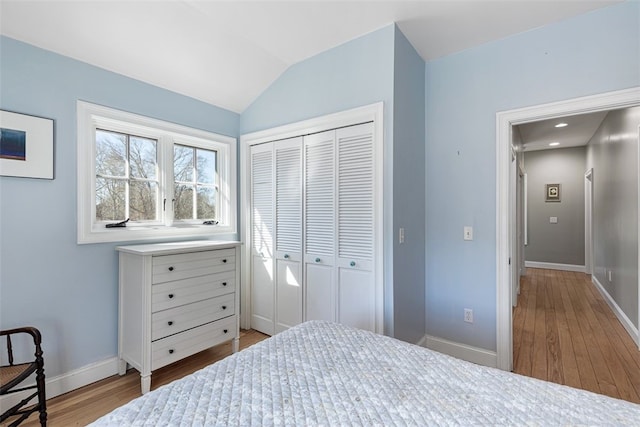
[464,226,473,241]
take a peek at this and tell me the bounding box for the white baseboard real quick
[525,261,585,273]
[0,356,119,412]
[419,335,497,368]
[591,276,640,347]
[415,334,428,348]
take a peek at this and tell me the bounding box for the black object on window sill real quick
[203,220,219,225]
[106,218,130,228]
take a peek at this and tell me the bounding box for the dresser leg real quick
[232,336,239,353]
[141,374,151,394]
[118,359,127,376]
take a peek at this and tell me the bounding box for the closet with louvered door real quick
[274,137,303,333]
[248,121,378,335]
[249,137,303,336]
[336,123,375,331]
[250,143,275,335]
[303,130,336,323]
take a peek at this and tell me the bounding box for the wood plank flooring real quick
[8,329,268,427]
[513,268,640,404]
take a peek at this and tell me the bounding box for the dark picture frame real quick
[546,183,560,202]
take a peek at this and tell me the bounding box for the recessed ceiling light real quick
[549,142,560,146]
[555,123,568,128]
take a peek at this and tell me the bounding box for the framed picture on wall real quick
[0,110,54,179]
[546,183,560,202]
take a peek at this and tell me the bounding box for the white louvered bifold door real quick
[274,137,303,333]
[336,122,375,332]
[250,143,275,335]
[303,130,336,323]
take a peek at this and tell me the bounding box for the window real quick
[77,101,236,244]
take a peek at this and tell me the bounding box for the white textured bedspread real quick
[92,321,640,426]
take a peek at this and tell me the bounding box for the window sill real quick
[77,223,235,245]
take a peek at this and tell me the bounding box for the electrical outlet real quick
[464,308,473,323]
[399,227,405,244]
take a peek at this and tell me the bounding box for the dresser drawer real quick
[152,249,235,284]
[151,316,237,371]
[152,271,235,312]
[152,293,235,341]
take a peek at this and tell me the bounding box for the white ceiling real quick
[0,0,622,113]
[517,110,609,152]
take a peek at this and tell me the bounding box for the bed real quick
[91,320,640,425]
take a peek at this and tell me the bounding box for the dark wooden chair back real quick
[0,327,47,426]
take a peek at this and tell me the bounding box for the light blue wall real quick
[392,27,426,343]
[0,36,239,377]
[241,25,397,333]
[425,1,640,351]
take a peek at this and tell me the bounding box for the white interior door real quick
[336,123,375,332]
[304,130,336,322]
[274,137,303,332]
[250,143,275,335]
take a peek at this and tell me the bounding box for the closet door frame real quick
[240,102,384,334]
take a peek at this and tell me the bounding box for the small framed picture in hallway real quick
[546,183,561,202]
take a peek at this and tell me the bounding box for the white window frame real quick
[77,101,236,244]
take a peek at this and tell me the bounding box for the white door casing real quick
[496,87,640,371]
[585,168,594,276]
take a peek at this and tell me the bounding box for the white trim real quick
[524,261,586,273]
[523,173,528,246]
[240,103,384,333]
[584,168,594,276]
[638,124,640,350]
[592,275,640,347]
[415,334,428,348]
[0,357,118,412]
[421,335,497,368]
[496,87,640,372]
[77,101,237,244]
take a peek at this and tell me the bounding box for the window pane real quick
[174,145,193,182]
[130,136,157,179]
[197,187,217,219]
[96,177,125,221]
[174,184,194,220]
[130,181,157,221]
[96,130,126,177]
[196,149,216,184]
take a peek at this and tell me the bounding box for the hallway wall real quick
[524,147,586,266]
[586,106,640,329]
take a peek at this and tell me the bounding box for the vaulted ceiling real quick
[0,0,621,113]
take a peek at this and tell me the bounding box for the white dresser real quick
[116,240,240,394]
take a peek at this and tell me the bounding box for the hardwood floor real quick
[513,268,640,404]
[9,329,268,427]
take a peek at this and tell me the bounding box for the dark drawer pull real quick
[222,259,227,263]
[222,282,227,286]
[168,266,174,271]
[222,305,227,310]
[168,321,173,326]
[223,329,228,334]
[169,349,174,354]
[168,294,174,299]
